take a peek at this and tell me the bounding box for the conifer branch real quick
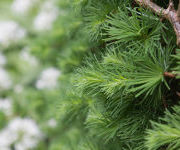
[135,0,180,46]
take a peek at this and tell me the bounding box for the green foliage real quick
[173,49,180,78]
[72,0,180,149]
[104,7,163,48]
[82,0,123,41]
[76,43,172,107]
[1,0,180,149]
[145,104,180,150]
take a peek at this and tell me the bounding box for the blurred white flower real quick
[0,21,26,47]
[20,47,38,66]
[11,0,38,14]
[14,84,24,93]
[8,118,42,138]
[0,68,12,90]
[0,53,6,66]
[33,1,59,31]
[0,129,16,149]
[0,98,12,116]
[0,117,42,150]
[36,67,61,90]
[47,118,57,128]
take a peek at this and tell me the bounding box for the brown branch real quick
[135,0,180,46]
[164,72,176,78]
[135,0,166,16]
[178,0,180,17]
[168,0,174,11]
[176,91,180,97]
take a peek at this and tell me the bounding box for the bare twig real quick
[168,0,174,11]
[176,91,180,97]
[135,0,166,16]
[135,0,180,46]
[164,72,176,78]
[178,0,180,17]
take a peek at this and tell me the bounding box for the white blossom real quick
[33,1,59,31]
[47,118,57,128]
[8,118,42,138]
[0,52,6,66]
[14,84,23,93]
[0,21,26,47]
[0,117,42,150]
[20,47,38,66]
[36,67,61,90]
[0,68,12,90]
[0,98,12,116]
[11,0,38,14]
[0,129,16,149]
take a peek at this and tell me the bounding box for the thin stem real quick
[176,91,180,97]
[168,0,174,11]
[135,0,166,16]
[164,72,176,78]
[178,0,180,17]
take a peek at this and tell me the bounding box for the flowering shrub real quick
[0,0,63,149]
[36,67,61,90]
[0,21,26,47]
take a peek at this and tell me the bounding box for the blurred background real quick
[0,0,90,149]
